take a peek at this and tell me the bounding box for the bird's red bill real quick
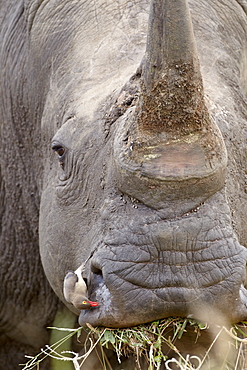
[88,300,99,307]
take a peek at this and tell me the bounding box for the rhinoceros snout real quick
[77,195,247,328]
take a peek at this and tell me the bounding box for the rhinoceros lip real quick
[78,278,117,327]
[78,248,247,327]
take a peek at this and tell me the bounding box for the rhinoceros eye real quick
[52,143,66,168]
[55,146,65,157]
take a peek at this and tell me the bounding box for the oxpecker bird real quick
[63,264,99,309]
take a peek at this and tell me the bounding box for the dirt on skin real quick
[137,61,210,136]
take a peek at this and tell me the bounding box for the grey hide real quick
[0,0,247,366]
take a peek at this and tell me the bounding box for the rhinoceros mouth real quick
[79,273,247,328]
[77,243,247,328]
[77,192,247,327]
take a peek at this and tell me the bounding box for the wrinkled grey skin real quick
[0,1,61,367]
[1,0,247,364]
[39,0,247,327]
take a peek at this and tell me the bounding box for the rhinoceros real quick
[1,0,247,366]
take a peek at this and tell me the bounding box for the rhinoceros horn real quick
[114,0,227,216]
[140,0,206,134]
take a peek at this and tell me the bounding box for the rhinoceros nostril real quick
[91,264,103,275]
[89,264,105,298]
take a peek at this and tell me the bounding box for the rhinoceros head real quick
[38,0,247,327]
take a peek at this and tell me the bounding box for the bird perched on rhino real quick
[63,264,99,309]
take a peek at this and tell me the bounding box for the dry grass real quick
[21,318,247,370]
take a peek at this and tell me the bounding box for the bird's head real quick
[63,266,99,310]
[77,299,99,310]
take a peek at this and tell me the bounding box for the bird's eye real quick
[82,301,88,305]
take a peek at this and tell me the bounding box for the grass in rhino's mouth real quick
[21,317,247,370]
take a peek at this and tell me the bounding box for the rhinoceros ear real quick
[113,0,227,216]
